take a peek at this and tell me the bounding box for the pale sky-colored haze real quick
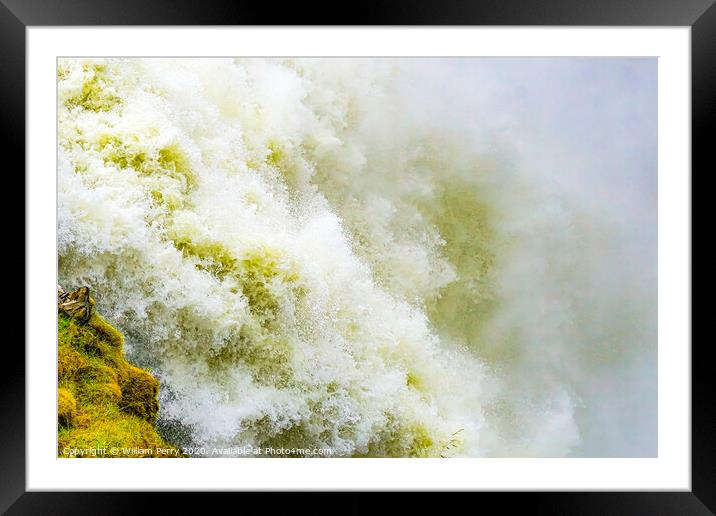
[397,58,656,456]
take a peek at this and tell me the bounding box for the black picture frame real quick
[4,0,705,511]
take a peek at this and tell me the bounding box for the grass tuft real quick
[57,306,181,458]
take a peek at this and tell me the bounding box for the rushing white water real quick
[57,57,657,457]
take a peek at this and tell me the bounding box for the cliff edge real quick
[57,286,181,458]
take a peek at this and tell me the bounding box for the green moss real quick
[88,312,124,348]
[58,342,86,380]
[60,315,109,358]
[118,365,160,423]
[57,388,76,427]
[57,308,180,458]
[65,64,121,112]
[79,363,119,387]
[81,376,123,404]
[58,407,179,458]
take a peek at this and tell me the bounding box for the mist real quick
[399,58,657,456]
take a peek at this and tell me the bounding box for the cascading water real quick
[57,57,657,457]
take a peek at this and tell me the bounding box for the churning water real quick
[57,57,657,457]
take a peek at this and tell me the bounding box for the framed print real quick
[5,0,707,511]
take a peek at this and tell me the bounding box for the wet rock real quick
[58,285,94,324]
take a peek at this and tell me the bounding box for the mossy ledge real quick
[58,299,182,458]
